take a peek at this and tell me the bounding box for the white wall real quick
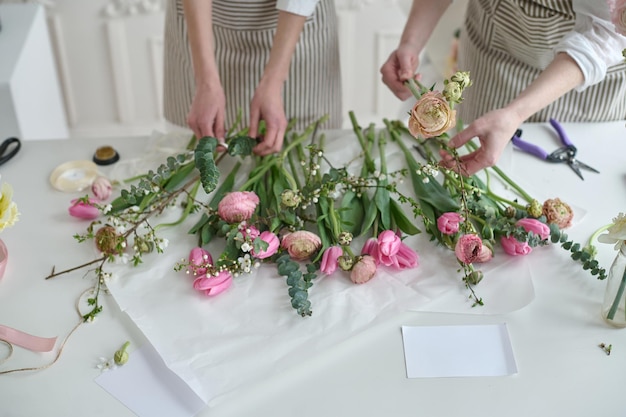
[1,0,467,138]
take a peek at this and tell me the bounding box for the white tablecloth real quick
[0,121,625,417]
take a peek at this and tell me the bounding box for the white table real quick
[0,121,625,417]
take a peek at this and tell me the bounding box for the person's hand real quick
[380,43,421,100]
[186,82,227,146]
[248,80,288,156]
[439,108,523,176]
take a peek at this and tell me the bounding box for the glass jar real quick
[601,244,626,328]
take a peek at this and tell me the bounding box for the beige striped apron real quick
[457,0,626,123]
[163,0,342,133]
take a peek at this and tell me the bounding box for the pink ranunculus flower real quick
[320,246,343,275]
[281,230,322,261]
[475,245,493,263]
[91,176,112,201]
[192,270,233,296]
[350,255,377,284]
[188,247,212,276]
[437,212,463,235]
[516,218,550,240]
[500,235,532,256]
[241,224,260,240]
[217,191,260,223]
[69,198,100,220]
[251,231,280,259]
[609,0,626,36]
[454,233,485,264]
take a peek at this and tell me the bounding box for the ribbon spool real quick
[49,160,99,192]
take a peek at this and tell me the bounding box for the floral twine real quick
[0,288,95,375]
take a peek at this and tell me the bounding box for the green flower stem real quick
[328,199,341,238]
[349,111,375,173]
[405,78,428,100]
[607,268,626,320]
[588,224,611,249]
[239,157,278,191]
[284,137,302,191]
[154,179,201,231]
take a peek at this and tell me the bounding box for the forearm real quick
[400,0,452,52]
[505,52,585,122]
[182,0,220,87]
[260,10,307,88]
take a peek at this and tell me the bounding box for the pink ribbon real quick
[0,239,7,280]
[0,325,57,352]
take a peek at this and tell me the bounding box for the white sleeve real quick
[275,0,320,16]
[554,0,626,91]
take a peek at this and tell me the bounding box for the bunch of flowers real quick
[382,73,606,305]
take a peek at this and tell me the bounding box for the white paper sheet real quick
[401,323,518,378]
[95,343,206,417]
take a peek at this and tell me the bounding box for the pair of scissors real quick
[0,137,20,166]
[511,118,599,180]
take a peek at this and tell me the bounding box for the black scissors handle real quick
[0,137,20,166]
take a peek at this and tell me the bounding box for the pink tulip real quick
[377,230,402,266]
[361,238,379,260]
[192,271,233,296]
[437,212,463,235]
[188,247,212,276]
[217,191,260,223]
[91,176,112,201]
[350,255,377,284]
[69,198,100,220]
[516,218,550,240]
[251,231,280,259]
[500,236,532,256]
[396,243,419,268]
[320,246,342,275]
[241,224,260,240]
[281,230,322,261]
[454,234,484,264]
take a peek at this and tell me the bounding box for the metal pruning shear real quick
[0,137,20,167]
[511,118,599,180]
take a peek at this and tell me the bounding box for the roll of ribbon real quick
[49,160,99,192]
[0,324,57,352]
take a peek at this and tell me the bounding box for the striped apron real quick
[457,0,626,123]
[163,0,342,132]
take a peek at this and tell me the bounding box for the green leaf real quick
[227,136,257,157]
[374,182,391,230]
[360,194,378,237]
[194,137,220,194]
[389,199,421,235]
[208,161,240,210]
[339,190,364,235]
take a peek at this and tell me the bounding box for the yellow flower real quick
[0,183,19,232]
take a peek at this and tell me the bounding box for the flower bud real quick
[466,270,484,285]
[114,341,130,366]
[338,231,353,246]
[505,206,516,218]
[350,255,377,284]
[443,81,462,105]
[450,71,472,89]
[280,189,301,208]
[95,226,124,255]
[92,176,113,201]
[337,254,354,271]
[527,199,543,218]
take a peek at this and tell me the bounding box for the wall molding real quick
[105,19,135,123]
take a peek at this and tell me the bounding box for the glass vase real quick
[601,245,626,328]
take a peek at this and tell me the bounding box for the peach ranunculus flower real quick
[408,91,456,139]
[542,198,573,229]
[350,255,377,284]
[281,230,322,261]
[437,212,463,235]
[92,176,112,201]
[217,191,260,223]
[609,0,626,36]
